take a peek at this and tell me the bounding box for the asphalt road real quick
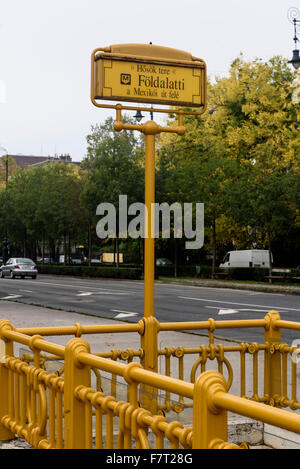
[0,274,300,343]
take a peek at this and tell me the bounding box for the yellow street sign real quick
[93,53,206,108]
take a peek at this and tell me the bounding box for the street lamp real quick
[0,146,8,188]
[288,7,300,69]
[134,109,144,122]
[0,146,9,263]
[134,106,154,122]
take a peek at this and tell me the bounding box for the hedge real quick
[157,264,213,278]
[37,264,298,282]
[157,265,272,281]
[226,267,269,281]
[37,264,142,280]
[156,265,268,280]
[227,267,300,281]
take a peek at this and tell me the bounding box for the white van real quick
[219,250,271,269]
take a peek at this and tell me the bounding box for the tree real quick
[156,101,233,275]
[224,163,295,277]
[81,116,144,265]
[0,156,19,188]
[211,55,300,272]
[156,55,300,272]
[0,163,84,260]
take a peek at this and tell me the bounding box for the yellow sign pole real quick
[144,128,155,322]
[114,117,186,411]
[141,124,158,411]
[91,44,207,410]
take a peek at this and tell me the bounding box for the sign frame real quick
[91,44,207,116]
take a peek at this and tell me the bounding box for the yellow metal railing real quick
[193,370,300,449]
[5,310,300,410]
[1,311,300,448]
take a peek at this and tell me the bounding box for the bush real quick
[37,264,142,280]
[197,265,213,278]
[291,268,300,277]
[226,267,269,281]
[156,264,213,278]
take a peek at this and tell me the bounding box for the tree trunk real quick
[56,241,60,264]
[268,232,273,284]
[50,239,55,263]
[113,238,116,267]
[42,235,45,264]
[116,238,119,268]
[174,239,178,278]
[68,233,71,264]
[138,238,141,265]
[23,233,26,257]
[211,214,216,279]
[116,215,119,268]
[88,221,92,267]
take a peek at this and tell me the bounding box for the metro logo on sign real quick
[120,73,131,85]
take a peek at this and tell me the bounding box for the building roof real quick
[8,154,78,169]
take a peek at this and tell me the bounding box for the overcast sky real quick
[0,0,298,161]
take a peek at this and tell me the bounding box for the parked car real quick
[219,250,272,269]
[0,258,38,279]
[36,257,53,264]
[156,258,172,266]
[71,258,82,265]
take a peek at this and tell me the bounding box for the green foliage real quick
[37,264,142,279]
[0,163,84,255]
[0,57,300,270]
[0,156,19,188]
[157,264,212,278]
[226,267,269,281]
[157,55,300,268]
[81,116,144,219]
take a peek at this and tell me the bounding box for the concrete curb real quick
[157,277,300,296]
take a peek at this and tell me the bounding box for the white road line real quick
[19,290,33,293]
[205,306,288,315]
[111,309,139,319]
[15,280,136,294]
[218,309,240,315]
[0,294,22,300]
[114,313,138,319]
[178,296,300,313]
[77,291,130,296]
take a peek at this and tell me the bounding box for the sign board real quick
[101,252,123,264]
[93,54,206,108]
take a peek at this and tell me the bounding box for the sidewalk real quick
[0,299,297,449]
[158,276,300,296]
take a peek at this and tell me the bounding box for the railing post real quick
[264,310,282,406]
[64,338,91,449]
[192,370,228,449]
[140,125,159,413]
[140,316,159,412]
[0,319,15,441]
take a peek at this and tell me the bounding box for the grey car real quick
[0,258,38,279]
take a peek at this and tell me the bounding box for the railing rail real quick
[194,370,300,449]
[1,310,300,448]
